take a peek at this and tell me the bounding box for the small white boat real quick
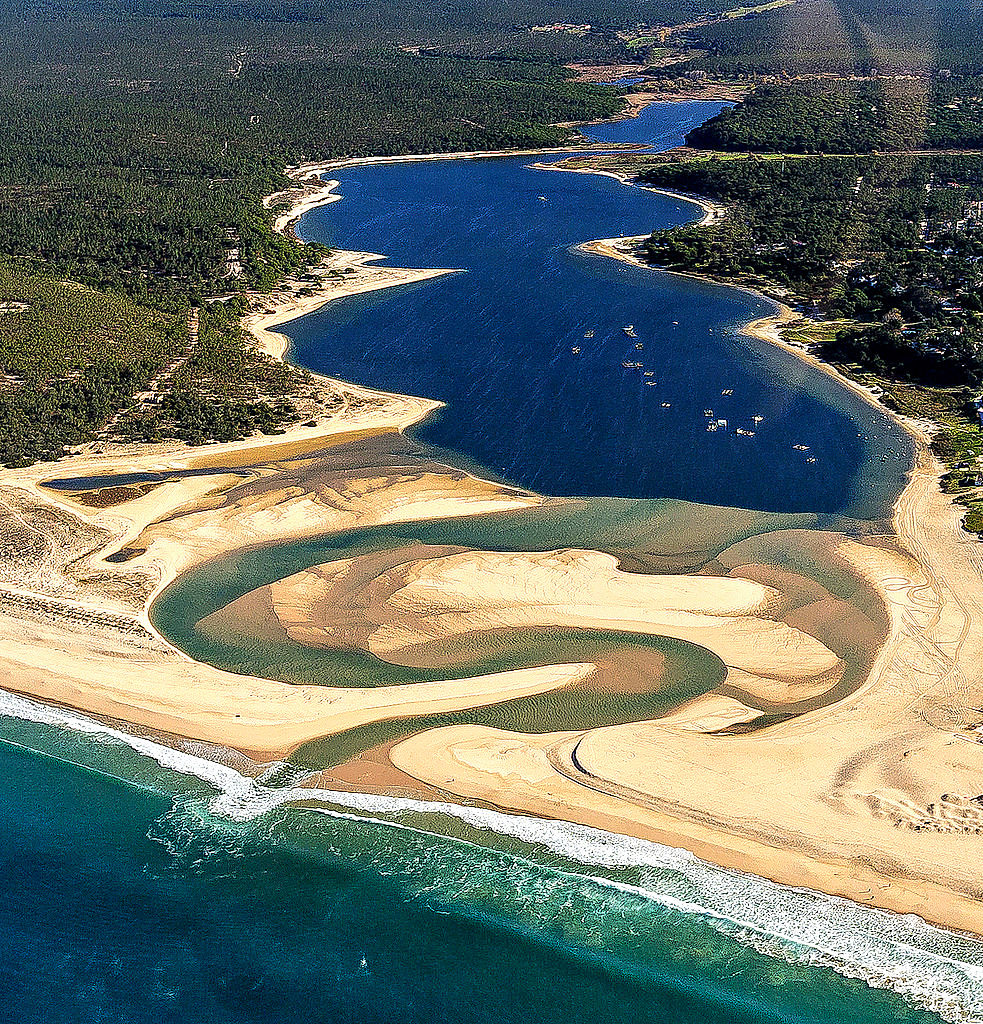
[623,324,637,338]
[538,195,548,202]
[571,346,581,354]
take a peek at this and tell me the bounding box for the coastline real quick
[348,163,983,933]
[245,248,460,367]
[237,163,983,936]
[263,139,648,238]
[1,118,983,946]
[567,199,928,443]
[532,160,726,226]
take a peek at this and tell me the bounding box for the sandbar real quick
[1,134,983,943]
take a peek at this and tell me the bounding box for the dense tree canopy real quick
[641,153,983,385]
[0,0,641,465]
[689,0,983,76]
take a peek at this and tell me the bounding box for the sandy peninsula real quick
[532,159,726,228]
[246,543,852,702]
[2,135,983,944]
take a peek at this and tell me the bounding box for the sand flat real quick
[388,476,983,933]
[263,545,846,696]
[2,148,983,941]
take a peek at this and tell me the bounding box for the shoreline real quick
[264,140,649,237]
[245,249,460,368]
[2,112,983,943]
[532,160,726,226]
[359,164,983,933]
[559,182,929,447]
[243,151,983,935]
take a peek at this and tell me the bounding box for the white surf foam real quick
[2,686,982,1022]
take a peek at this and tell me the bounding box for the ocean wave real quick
[1,686,982,1022]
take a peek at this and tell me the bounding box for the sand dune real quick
[261,544,847,701]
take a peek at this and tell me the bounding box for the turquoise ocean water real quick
[10,101,983,1023]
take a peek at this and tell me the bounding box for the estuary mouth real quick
[5,21,983,1018]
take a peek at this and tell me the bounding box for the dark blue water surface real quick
[0,711,968,1024]
[3,102,964,1024]
[289,101,913,518]
[602,76,647,88]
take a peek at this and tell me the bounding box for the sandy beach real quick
[533,160,726,227]
[246,248,460,366]
[2,127,983,943]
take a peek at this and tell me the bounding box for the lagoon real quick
[290,100,912,518]
[2,99,973,1024]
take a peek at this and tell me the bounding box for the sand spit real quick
[254,172,464,377]
[388,512,983,935]
[246,248,460,367]
[0,442,554,758]
[533,160,726,229]
[2,132,983,942]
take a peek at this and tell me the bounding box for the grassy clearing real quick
[721,0,795,19]
[780,318,858,347]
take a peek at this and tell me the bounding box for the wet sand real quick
[1,140,983,940]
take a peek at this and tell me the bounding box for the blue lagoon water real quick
[5,101,978,1024]
[290,100,912,517]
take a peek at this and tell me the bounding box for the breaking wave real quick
[1,686,982,1022]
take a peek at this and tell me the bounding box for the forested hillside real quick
[684,82,922,153]
[688,0,983,75]
[0,268,188,464]
[0,48,619,305]
[0,0,655,465]
[639,153,983,385]
[0,268,328,463]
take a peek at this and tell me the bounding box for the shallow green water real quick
[150,496,873,769]
[13,101,980,1024]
